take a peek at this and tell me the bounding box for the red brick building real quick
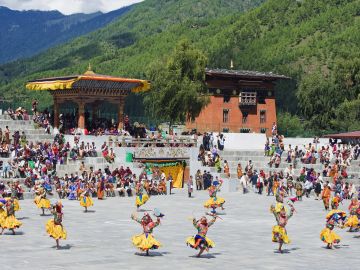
[186,68,290,136]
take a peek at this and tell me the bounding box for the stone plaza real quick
[2,189,359,270]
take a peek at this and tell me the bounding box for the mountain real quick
[0,5,134,63]
[0,0,265,104]
[0,0,358,133]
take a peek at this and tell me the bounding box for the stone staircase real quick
[56,155,142,177]
[0,114,53,142]
[207,150,360,183]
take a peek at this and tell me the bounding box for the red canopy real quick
[323,131,360,139]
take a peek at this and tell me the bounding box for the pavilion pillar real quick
[117,98,125,130]
[53,98,60,129]
[78,101,85,130]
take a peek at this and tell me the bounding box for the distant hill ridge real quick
[0,5,134,63]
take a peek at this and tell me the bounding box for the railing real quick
[186,123,269,134]
[108,137,198,148]
[133,147,191,159]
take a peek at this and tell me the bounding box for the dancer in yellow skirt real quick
[0,198,22,235]
[320,209,346,249]
[135,182,149,211]
[270,202,295,253]
[186,215,217,257]
[46,201,67,249]
[131,212,161,256]
[204,180,225,214]
[34,186,51,215]
[79,186,94,212]
[344,198,359,232]
[0,201,6,228]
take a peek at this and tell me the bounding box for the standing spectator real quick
[5,126,10,144]
[32,99,38,115]
[251,171,258,193]
[187,176,193,198]
[240,174,248,194]
[314,180,322,200]
[167,173,173,195]
[223,160,230,178]
[237,163,243,179]
[195,170,203,190]
[217,133,225,151]
[304,179,313,198]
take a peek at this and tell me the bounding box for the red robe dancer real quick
[131,212,161,256]
[186,216,217,257]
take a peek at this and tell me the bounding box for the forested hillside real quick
[0,0,359,135]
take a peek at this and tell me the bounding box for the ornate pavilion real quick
[26,66,150,132]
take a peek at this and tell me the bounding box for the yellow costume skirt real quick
[320,228,341,244]
[186,235,215,250]
[80,195,94,208]
[204,197,225,208]
[272,225,290,244]
[344,215,359,228]
[135,194,149,207]
[2,215,22,229]
[46,219,67,240]
[0,210,6,227]
[132,233,161,251]
[35,197,51,209]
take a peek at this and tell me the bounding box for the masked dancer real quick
[270,202,295,253]
[131,212,161,256]
[186,215,217,257]
[320,209,346,249]
[46,201,67,249]
[135,181,149,211]
[204,181,225,214]
[34,186,51,215]
[0,198,22,235]
[344,198,359,232]
[80,185,94,212]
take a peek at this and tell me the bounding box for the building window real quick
[260,128,267,133]
[223,109,229,123]
[242,112,248,124]
[239,92,257,106]
[240,128,251,133]
[260,110,266,123]
[223,94,231,103]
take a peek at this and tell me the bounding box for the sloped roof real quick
[26,70,150,93]
[206,68,291,80]
[323,131,360,139]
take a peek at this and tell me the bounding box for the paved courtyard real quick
[2,189,359,270]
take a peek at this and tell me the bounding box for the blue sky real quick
[0,0,143,14]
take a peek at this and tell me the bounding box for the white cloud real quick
[0,0,143,15]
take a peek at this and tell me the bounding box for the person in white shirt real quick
[240,174,249,194]
[284,164,295,178]
[304,180,313,198]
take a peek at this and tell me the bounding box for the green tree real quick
[144,40,209,127]
[331,96,360,131]
[296,71,336,130]
[277,112,305,137]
